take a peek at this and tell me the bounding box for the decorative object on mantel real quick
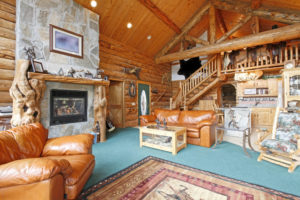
[49,24,83,59]
[32,61,44,73]
[123,67,141,79]
[128,81,136,97]
[234,70,263,81]
[96,69,104,79]
[24,46,36,72]
[9,60,46,127]
[58,68,64,76]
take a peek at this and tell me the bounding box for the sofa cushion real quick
[46,154,95,186]
[154,109,180,124]
[178,110,215,124]
[0,123,48,164]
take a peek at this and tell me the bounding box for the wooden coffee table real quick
[139,125,187,155]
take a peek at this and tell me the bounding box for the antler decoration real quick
[123,67,141,79]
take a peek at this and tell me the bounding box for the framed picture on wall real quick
[49,24,83,59]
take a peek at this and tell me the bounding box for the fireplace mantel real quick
[28,72,110,86]
[28,72,109,142]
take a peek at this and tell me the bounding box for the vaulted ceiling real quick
[75,0,300,60]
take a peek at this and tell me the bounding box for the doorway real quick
[108,80,124,128]
[221,84,236,107]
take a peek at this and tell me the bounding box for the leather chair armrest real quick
[42,134,94,156]
[0,158,71,188]
[196,120,214,129]
[139,115,156,126]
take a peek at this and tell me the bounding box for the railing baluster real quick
[296,45,299,61]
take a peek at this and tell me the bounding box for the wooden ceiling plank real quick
[209,6,216,44]
[216,15,252,44]
[184,35,209,46]
[216,9,227,34]
[251,0,261,10]
[155,2,210,58]
[137,0,181,34]
[155,23,300,63]
[211,0,300,24]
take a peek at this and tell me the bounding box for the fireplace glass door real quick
[50,90,87,125]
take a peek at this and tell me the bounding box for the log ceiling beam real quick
[155,2,210,58]
[209,6,216,44]
[211,0,300,25]
[184,35,209,46]
[216,15,252,44]
[137,0,181,34]
[155,23,300,64]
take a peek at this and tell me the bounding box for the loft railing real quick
[222,42,300,73]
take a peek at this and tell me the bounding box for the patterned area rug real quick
[79,156,300,200]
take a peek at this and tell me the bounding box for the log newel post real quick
[9,59,46,127]
[94,85,107,142]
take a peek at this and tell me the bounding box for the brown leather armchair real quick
[140,109,217,147]
[0,123,95,200]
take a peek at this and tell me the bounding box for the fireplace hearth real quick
[50,89,87,125]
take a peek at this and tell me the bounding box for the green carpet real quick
[84,127,300,197]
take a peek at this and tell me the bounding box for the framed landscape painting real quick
[49,24,83,58]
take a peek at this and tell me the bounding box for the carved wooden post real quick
[9,59,45,127]
[94,85,107,142]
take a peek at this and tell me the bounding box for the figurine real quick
[155,118,161,128]
[163,118,167,128]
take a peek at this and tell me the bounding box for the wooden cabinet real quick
[237,79,279,97]
[282,68,300,107]
[251,108,276,131]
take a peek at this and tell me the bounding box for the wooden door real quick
[108,81,124,128]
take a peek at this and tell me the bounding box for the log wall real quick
[100,35,172,127]
[0,0,15,106]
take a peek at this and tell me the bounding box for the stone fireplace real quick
[41,82,94,138]
[50,89,88,125]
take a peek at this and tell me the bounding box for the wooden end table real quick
[139,125,187,155]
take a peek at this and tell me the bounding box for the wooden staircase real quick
[170,55,223,110]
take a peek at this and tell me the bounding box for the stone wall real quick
[16,0,99,75]
[15,0,99,136]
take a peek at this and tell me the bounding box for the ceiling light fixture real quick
[147,35,152,40]
[127,22,132,29]
[91,0,97,7]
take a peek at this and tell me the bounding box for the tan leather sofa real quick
[140,109,217,148]
[0,123,95,200]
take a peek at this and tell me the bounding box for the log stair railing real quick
[170,55,221,109]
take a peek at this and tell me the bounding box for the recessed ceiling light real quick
[147,35,152,40]
[91,0,97,7]
[127,22,132,29]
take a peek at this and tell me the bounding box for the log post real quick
[94,85,107,142]
[9,59,45,127]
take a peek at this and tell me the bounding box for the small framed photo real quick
[32,61,44,73]
[49,24,83,59]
